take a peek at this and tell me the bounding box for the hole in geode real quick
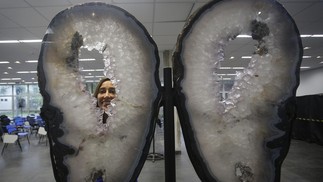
[79,48,105,84]
[219,34,259,101]
[78,47,118,125]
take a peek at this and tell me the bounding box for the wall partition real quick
[0,84,42,118]
[0,83,99,118]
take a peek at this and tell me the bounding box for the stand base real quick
[147,153,164,162]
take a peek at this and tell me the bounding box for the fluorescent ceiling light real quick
[95,69,104,71]
[232,67,245,69]
[303,47,311,50]
[85,80,96,83]
[12,78,22,80]
[0,82,15,85]
[229,56,234,59]
[25,60,38,63]
[1,78,21,81]
[221,78,232,80]
[317,56,322,59]
[219,67,232,70]
[0,61,9,64]
[237,35,251,38]
[17,71,37,74]
[302,56,312,59]
[15,61,21,64]
[241,56,252,59]
[0,39,42,43]
[301,35,312,38]
[3,72,8,74]
[19,39,42,43]
[79,58,95,61]
[311,34,323,37]
[217,73,237,76]
[81,69,95,72]
[300,66,310,69]
[0,40,20,43]
[219,67,244,70]
[8,67,12,69]
[320,61,323,64]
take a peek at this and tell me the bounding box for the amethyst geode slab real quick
[37,3,161,182]
[173,0,303,181]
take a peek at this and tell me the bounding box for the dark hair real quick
[93,78,111,98]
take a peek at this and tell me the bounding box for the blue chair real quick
[35,116,45,127]
[14,117,24,126]
[6,125,30,145]
[6,125,18,134]
[27,116,39,135]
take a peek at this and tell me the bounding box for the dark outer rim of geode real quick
[172,0,303,181]
[37,2,162,182]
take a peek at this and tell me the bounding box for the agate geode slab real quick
[173,0,302,181]
[37,3,161,182]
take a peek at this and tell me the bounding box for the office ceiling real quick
[0,0,322,84]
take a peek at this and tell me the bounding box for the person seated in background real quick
[93,78,116,124]
[0,115,11,133]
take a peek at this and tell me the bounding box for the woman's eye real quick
[99,89,106,94]
[109,88,116,94]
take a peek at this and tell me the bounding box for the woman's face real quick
[97,80,116,110]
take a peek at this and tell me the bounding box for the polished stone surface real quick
[0,133,322,182]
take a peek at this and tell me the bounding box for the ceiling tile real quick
[69,0,112,4]
[157,44,175,51]
[153,22,185,35]
[0,14,19,28]
[156,0,195,2]
[0,44,39,61]
[190,2,207,15]
[142,23,153,34]
[0,0,30,8]
[113,0,153,2]
[24,0,72,7]
[197,0,211,2]
[0,28,38,40]
[35,6,70,21]
[301,38,323,50]
[296,20,323,34]
[0,8,48,27]
[116,3,154,23]
[153,35,178,45]
[293,2,323,22]
[154,3,193,22]
[25,27,48,38]
[280,2,314,17]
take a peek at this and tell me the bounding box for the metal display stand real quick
[147,129,164,162]
[163,68,176,182]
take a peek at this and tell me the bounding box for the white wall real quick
[0,97,12,110]
[296,67,323,96]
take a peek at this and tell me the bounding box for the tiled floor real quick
[0,133,323,182]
